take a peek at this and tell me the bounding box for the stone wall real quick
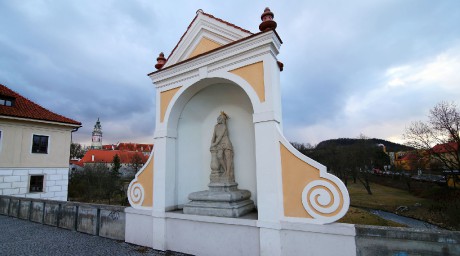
[0,168,69,201]
[0,195,126,241]
[356,225,460,256]
[126,208,460,256]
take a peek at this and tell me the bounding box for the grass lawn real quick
[338,182,446,228]
[347,182,429,212]
[338,206,404,227]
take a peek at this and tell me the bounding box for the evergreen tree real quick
[112,154,121,175]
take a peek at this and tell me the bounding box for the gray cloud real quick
[1,1,459,146]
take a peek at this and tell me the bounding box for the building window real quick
[32,135,49,154]
[29,175,44,192]
[0,96,14,106]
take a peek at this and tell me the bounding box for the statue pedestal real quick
[183,182,255,218]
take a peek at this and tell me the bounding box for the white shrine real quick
[125,8,353,256]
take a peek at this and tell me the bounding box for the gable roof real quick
[149,10,283,76]
[163,10,254,68]
[0,84,81,126]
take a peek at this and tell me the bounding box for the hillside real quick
[316,138,413,152]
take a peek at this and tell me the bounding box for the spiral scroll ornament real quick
[128,182,145,207]
[301,180,341,219]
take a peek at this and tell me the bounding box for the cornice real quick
[0,115,82,128]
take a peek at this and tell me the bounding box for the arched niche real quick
[172,79,257,208]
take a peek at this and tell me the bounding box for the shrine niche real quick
[182,111,256,218]
[125,8,351,256]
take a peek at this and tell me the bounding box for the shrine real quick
[125,8,352,256]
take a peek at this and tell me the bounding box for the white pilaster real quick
[254,119,284,256]
[152,131,177,250]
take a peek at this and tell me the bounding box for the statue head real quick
[217,111,229,124]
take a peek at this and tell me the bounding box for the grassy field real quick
[338,206,404,227]
[347,182,429,212]
[338,182,452,228]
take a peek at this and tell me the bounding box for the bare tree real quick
[130,153,144,173]
[291,142,315,155]
[404,101,460,187]
[351,137,373,195]
[70,143,86,159]
[295,134,391,194]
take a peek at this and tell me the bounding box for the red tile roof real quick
[116,143,153,152]
[102,145,116,150]
[431,142,459,154]
[102,143,153,152]
[165,10,253,65]
[70,159,82,166]
[0,84,81,126]
[79,149,149,165]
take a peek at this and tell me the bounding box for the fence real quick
[0,195,125,240]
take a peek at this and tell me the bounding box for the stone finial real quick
[261,7,274,21]
[277,61,284,72]
[259,7,277,32]
[155,52,166,70]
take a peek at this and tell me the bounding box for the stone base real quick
[183,182,255,218]
[183,199,255,218]
[188,188,251,202]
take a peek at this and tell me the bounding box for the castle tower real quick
[91,118,102,149]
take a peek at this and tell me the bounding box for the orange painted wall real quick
[230,62,265,102]
[160,87,181,123]
[280,143,344,218]
[188,37,222,59]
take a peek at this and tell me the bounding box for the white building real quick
[0,84,81,201]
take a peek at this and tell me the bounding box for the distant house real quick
[0,84,81,200]
[430,142,459,187]
[430,142,459,160]
[74,118,153,177]
[102,142,153,155]
[78,149,150,177]
[395,149,435,174]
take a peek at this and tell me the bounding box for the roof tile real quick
[79,149,149,164]
[0,84,81,126]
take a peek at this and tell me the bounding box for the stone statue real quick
[210,112,234,183]
[184,111,255,217]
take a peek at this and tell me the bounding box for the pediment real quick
[164,10,253,68]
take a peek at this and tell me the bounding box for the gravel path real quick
[368,209,443,229]
[0,215,184,256]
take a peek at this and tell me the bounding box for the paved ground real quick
[369,209,443,229]
[0,215,188,256]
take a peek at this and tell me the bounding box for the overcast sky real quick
[1,1,459,147]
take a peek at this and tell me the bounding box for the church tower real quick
[91,118,102,149]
